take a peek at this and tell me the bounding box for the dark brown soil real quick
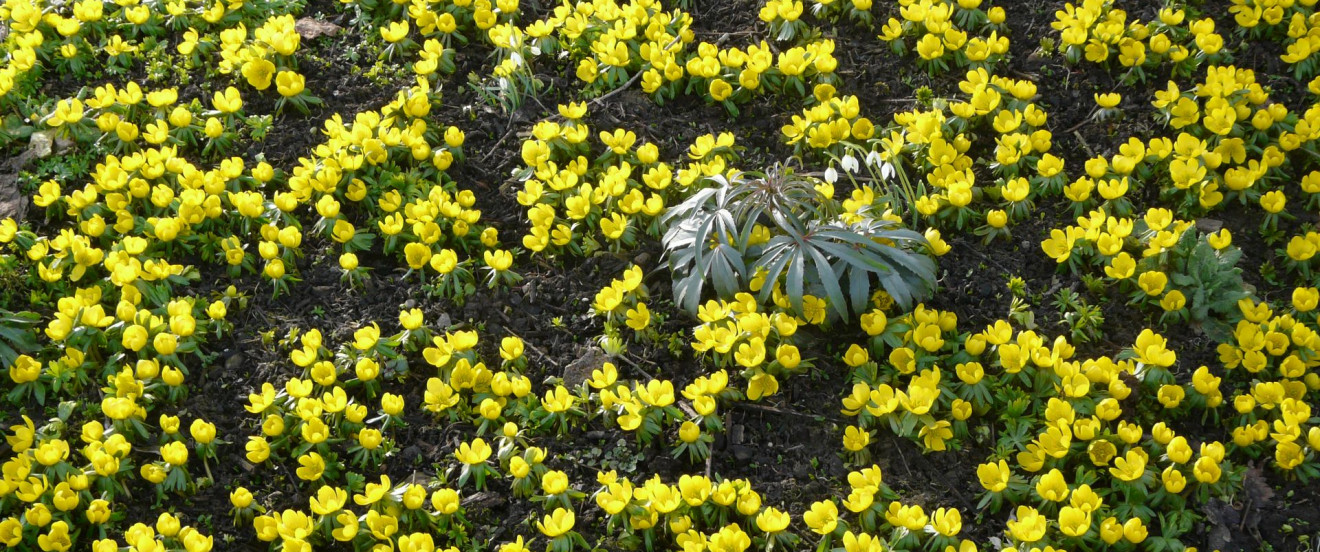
[5,0,1320,551]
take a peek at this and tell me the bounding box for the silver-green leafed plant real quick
[662,165,938,321]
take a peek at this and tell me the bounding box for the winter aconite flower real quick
[537,508,574,538]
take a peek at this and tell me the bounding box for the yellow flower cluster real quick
[1230,0,1320,79]
[592,265,653,335]
[250,477,465,552]
[0,72,486,552]
[980,390,1234,546]
[835,296,1242,548]
[1038,208,1226,321]
[1146,67,1309,214]
[285,79,502,290]
[676,38,840,111]
[879,0,1009,73]
[1,0,321,104]
[484,0,844,112]
[689,293,810,401]
[840,304,962,454]
[781,91,875,156]
[347,0,520,47]
[553,0,693,93]
[805,465,971,549]
[591,470,863,552]
[1215,298,1320,470]
[1052,0,1225,79]
[761,0,875,40]
[3,414,217,551]
[516,105,739,256]
[884,69,1055,230]
[213,15,302,92]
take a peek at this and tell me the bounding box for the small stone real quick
[1196,218,1223,234]
[295,18,341,40]
[28,130,54,159]
[562,345,608,387]
[0,172,26,222]
[728,423,745,446]
[730,445,753,462]
[225,351,244,372]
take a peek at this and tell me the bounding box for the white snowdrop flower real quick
[841,154,859,174]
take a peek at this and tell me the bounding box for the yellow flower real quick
[122,326,148,351]
[977,460,1010,492]
[1133,329,1176,367]
[1123,517,1148,543]
[160,441,188,466]
[1261,190,1287,214]
[1034,468,1069,502]
[404,242,432,270]
[842,343,869,367]
[484,249,513,271]
[1160,289,1186,311]
[756,507,790,534]
[455,438,492,465]
[1207,228,1232,249]
[588,363,617,389]
[230,487,254,509]
[637,380,674,407]
[1006,505,1046,542]
[709,78,733,102]
[576,57,599,83]
[775,344,801,370]
[37,521,72,552]
[803,500,837,534]
[1157,384,1185,408]
[296,452,325,480]
[919,420,952,451]
[1109,449,1148,482]
[885,502,928,531]
[842,426,870,452]
[625,303,651,331]
[211,87,243,113]
[381,20,409,43]
[734,340,766,368]
[1094,92,1121,108]
[309,485,347,516]
[1193,455,1221,482]
[339,253,359,270]
[537,508,575,538]
[1058,505,1091,537]
[1104,252,1136,279]
[1137,271,1167,296]
[543,385,576,412]
[381,393,405,416]
[9,354,41,384]
[1162,465,1187,493]
[600,212,628,240]
[275,71,305,97]
[189,419,216,444]
[431,488,460,514]
[365,510,398,540]
[746,372,779,400]
[242,59,276,90]
[353,323,380,350]
[263,259,285,279]
[931,507,961,537]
